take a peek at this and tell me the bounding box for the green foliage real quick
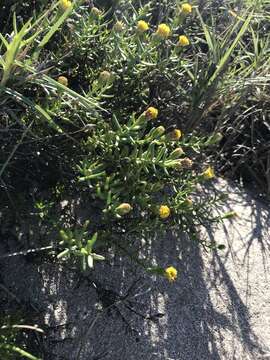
[58,221,105,271]
[1,0,268,277]
[0,319,42,360]
[1,0,269,357]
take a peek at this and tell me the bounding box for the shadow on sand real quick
[0,181,269,359]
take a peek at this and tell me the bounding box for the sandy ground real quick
[1,179,270,360]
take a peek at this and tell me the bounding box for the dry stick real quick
[0,245,55,260]
[1,324,44,333]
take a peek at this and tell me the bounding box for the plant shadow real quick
[0,180,270,360]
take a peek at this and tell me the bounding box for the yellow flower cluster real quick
[165,266,178,282]
[159,205,171,219]
[156,24,171,39]
[111,15,191,48]
[59,0,72,11]
[137,20,149,33]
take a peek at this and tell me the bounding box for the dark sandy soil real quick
[1,179,270,360]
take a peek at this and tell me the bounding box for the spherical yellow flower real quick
[57,76,68,87]
[156,24,171,39]
[159,205,171,219]
[59,0,72,11]
[145,107,159,120]
[168,129,182,141]
[137,20,149,33]
[178,35,190,47]
[181,3,192,14]
[114,21,125,33]
[202,166,215,180]
[115,203,132,215]
[165,266,178,282]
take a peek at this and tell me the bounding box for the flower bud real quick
[222,211,239,219]
[151,126,165,139]
[91,7,102,17]
[207,132,223,145]
[115,203,132,215]
[57,76,68,87]
[184,197,193,207]
[113,21,125,33]
[99,70,112,83]
[170,147,184,159]
[179,157,193,169]
[167,129,182,141]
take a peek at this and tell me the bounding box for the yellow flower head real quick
[181,3,192,14]
[168,129,182,141]
[165,266,178,282]
[178,35,190,47]
[114,21,125,33]
[145,107,159,120]
[115,203,132,215]
[57,76,68,87]
[159,205,171,219]
[202,166,215,180]
[59,0,72,11]
[156,24,171,39]
[137,20,149,33]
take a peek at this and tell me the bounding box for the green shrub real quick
[0,0,239,279]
